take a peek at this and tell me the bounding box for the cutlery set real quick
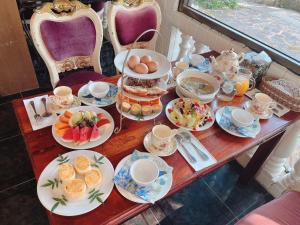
[30,97,52,122]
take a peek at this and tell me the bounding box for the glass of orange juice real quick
[235,68,255,96]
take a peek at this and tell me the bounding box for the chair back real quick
[30,0,103,87]
[107,0,161,54]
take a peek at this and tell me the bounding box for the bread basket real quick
[259,76,300,112]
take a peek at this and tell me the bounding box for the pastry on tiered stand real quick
[114,49,171,121]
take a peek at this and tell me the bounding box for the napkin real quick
[176,129,217,172]
[113,150,173,204]
[23,95,58,131]
[219,106,260,138]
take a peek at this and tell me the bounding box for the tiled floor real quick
[0,99,273,225]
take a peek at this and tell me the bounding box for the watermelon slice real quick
[97,113,106,120]
[90,125,101,141]
[79,127,92,145]
[96,119,110,128]
[72,127,80,144]
[62,128,74,142]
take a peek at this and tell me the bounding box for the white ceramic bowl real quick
[88,82,109,98]
[176,69,220,101]
[130,159,159,186]
[231,108,254,128]
[190,54,205,67]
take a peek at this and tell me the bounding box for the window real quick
[179,0,300,74]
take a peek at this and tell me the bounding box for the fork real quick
[175,134,197,164]
[180,132,209,161]
[30,100,42,121]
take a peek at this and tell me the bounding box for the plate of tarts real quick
[52,106,114,149]
[37,150,114,216]
[165,98,215,131]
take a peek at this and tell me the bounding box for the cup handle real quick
[248,77,256,91]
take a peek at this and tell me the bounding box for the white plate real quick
[37,150,114,216]
[175,86,214,104]
[114,152,172,203]
[215,107,261,138]
[165,98,215,131]
[114,49,171,80]
[116,100,162,121]
[244,101,273,120]
[52,106,114,150]
[143,132,177,157]
[78,83,118,107]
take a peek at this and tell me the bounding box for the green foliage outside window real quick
[194,0,238,9]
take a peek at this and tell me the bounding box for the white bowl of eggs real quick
[114,49,171,80]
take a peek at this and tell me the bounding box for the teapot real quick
[210,49,244,80]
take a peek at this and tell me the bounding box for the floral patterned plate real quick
[37,150,114,216]
[78,82,118,107]
[114,150,173,204]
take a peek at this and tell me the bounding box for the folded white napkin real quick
[176,129,217,171]
[23,95,58,131]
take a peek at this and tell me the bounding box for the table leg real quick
[238,130,285,184]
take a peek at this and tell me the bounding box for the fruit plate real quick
[52,106,114,150]
[114,49,171,80]
[116,100,162,121]
[37,150,114,216]
[78,82,118,107]
[165,98,215,131]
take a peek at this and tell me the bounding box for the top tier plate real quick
[114,49,171,80]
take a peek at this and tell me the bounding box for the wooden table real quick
[13,75,299,225]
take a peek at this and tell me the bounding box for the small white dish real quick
[244,101,273,120]
[144,132,177,157]
[130,159,159,186]
[88,82,109,98]
[231,108,254,128]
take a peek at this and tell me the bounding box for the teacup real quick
[252,93,275,114]
[52,86,73,107]
[88,82,109,98]
[231,108,254,128]
[151,125,177,151]
[172,61,189,79]
[130,159,159,186]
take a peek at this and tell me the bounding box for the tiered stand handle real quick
[114,29,160,134]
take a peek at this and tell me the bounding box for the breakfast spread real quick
[167,98,214,130]
[127,55,159,74]
[54,110,110,145]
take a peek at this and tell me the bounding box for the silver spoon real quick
[41,97,52,117]
[175,134,197,164]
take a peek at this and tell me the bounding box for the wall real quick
[155,0,300,83]
[0,0,38,96]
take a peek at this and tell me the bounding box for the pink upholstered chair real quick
[236,191,300,225]
[30,0,105,87]
[107,0,161,54]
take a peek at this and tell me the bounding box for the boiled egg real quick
[134,63,149,74]
[146,61,159,73]
[127,55,140,69]
[140,55,152,64]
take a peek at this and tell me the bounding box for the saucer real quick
[244,101,273,120]
[47,95,81,114]
[175,86,214,104]
[143,132,177,157]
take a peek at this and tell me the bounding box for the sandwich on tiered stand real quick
[114,29,171,132]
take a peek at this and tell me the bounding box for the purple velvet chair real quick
[107,0,161,54]
[30,0,105,87]
[236,191,300,225]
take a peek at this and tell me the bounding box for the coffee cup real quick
[151,124,177,151]
[130,159,159,186]
[252,93,275,114]
[172,61,189,79]
[53,86,73,107]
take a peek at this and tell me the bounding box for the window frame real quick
[178,0,300,75]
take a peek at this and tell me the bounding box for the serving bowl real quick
[176,69,220,101]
